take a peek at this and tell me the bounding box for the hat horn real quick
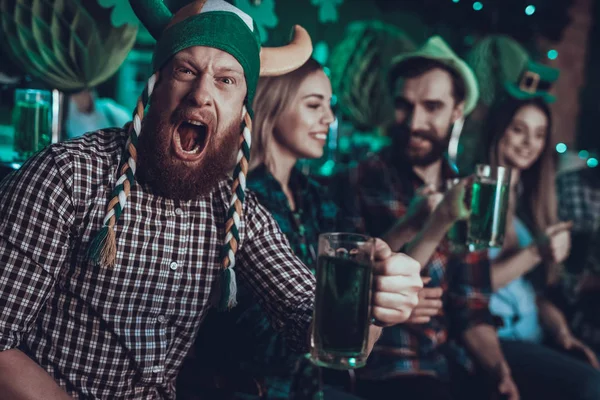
[129,0,173,40]
[166,0,208,30]
[259,25,313,77]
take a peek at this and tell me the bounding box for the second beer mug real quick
[467,164,511,250]
[12,89,52,161]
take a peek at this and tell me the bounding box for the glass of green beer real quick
[467,164,511,250]
[310,233,375,370]
[12,89,52,161]
[446,178,469,253]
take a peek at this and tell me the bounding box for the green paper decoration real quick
[0,0,138,91]
[233,0,278,43]
[329,20,416,130]
[311,0,343,23]
[97,0,140,28]
[466,35,528,107]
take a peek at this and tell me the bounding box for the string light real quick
[452,0,460,3]
[565,149,600,169]
[473,2,483,11]
[525,5,536,15]
[547,50,558,60]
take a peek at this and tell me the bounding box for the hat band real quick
[519,70,552,94]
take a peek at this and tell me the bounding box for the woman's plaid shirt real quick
[0,129,315,399]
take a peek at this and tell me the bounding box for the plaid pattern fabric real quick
[557,169,600,234]
[248,165,339,269]
[0,129,315,399]
[556,169,600,352]
[331,149,494,379]
[557,169,600,299]
[198,165,339,399]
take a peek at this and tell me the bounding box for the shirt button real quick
[152,366,162,374]
[169,261,178,271]
[175,208,183,216]
[157,315,166,323]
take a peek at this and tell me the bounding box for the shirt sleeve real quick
[556,172,584,226]
[237,194,316,352]
[556,174,570,222]
[0,146,74,352]
[446,250,496,338]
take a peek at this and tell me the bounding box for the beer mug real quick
[12,89,52,160]
[310,233,374,370]
[467,164,511,250]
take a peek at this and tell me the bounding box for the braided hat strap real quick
[218,106,252,310]
[88,73,158,268]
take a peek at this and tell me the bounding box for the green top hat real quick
[466,35,560,106]
[504,60,560,103]
[389,35,480,115]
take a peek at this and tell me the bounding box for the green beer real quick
[311,233,374,370]
[468,180,509,250]
[313,256,372,357]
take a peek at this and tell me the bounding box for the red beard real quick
[136,100,241,201]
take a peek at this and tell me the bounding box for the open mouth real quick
[173,120,208,161]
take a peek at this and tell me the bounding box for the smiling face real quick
[272,69,334,160]
[390,67,464,167]
[498,104,549,172]
[137,46,247,200]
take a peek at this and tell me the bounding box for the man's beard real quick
[136,103,240,201]
[388,123,449,167]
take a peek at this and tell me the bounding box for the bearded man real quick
[332,36,520,400]
[0,1,423,399]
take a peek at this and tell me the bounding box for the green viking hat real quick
[88,0,313,310]
[131,0,313,114]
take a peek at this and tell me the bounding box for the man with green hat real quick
[0,1,424,398]
[332,36,519,399]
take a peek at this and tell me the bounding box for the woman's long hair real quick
[250,58,324,171]
[480,96,558,285]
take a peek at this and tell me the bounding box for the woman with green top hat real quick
[474,61,600,399]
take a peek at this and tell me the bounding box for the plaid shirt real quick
[0,128,315,399]
[248,165,340,269]
[557,169,600,299]
[332,148,494,380]
[557,169,600,234]
[198,165,339,399]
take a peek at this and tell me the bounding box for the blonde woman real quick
[194,58,361,400]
